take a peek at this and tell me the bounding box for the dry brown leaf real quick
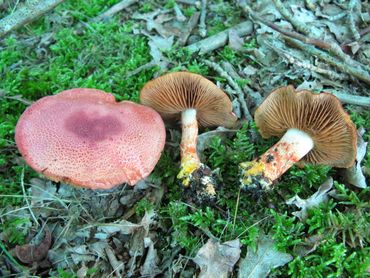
[193,238,241,278]
[15,227,52,264]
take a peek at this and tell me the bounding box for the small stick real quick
[178,11,200,46]
[93,0,138,21]
[0,0,65,37]
[241,4,370,73]
[199,0,207,37]
[177,0,200,6]
[266,41,348,81]
[315,8,347,21]
[283,37,370,85]
[347,0,361,41]
[105,246,125,277]
[174,3,186,22]
[328,92,370,107]
[125,61,157,78]
[272,0,310,35]
[221,61,263,105]
[186,20,253,54]
[204,59,253,121]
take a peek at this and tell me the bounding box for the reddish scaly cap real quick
[15,88,166,189]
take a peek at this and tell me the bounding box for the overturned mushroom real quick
[15,88,166,189]
[140,72,237,202]
[240,86,357,191]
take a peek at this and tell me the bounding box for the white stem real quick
[280,128,314,159]
[182,108,197,125]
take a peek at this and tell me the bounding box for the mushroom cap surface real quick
[140,71,237,128]
[15,88,166,189]
[254,85,357,167]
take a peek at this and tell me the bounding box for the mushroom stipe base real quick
[181,164,220,205]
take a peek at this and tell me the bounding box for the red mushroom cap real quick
[15,88,166,189]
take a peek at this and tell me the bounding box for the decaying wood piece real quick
[186,21,253,54]
[284,37,370,85]
[199,0,207,37]
[266,41,348,81]
[204,59,253,121]
[93,0,138,21]
[221,61,263,105]
[347,0,361,41]
[329,92,370,107]
[241,3,370,75]
[0,0,65,37]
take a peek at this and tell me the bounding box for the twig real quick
[93,0,138,21]
[304,0,316,12]
[266,41,348,81]
[186,20,253,54]
[328,92,370,107]
[177,0,200,6]
[316,11,347,21]
[204,59,253,121]
[272,0,310,35]
[174,3,186,22]
[221,61,263,105]
[199,0,207,37]
[105,246,125,277]
[241,4,370,73]
[0,0,65,37]
[178,11,200,46]
[283,37,370,85]
[125,61,157,78]
[347,0,361,41]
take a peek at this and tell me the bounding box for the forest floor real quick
[0,0,369,277]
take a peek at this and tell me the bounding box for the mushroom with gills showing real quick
[140,72,237,203]
[15,88,166,190]
[239,85,357,192]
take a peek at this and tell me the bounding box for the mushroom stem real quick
[178,108,201,186]
[240,128,314,190]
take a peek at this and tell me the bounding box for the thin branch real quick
[105,246,125,277]
[266,41,348,81]
[329,92,370,107]
[125,61,157,78]
[186,20,253,54]
[93,0,138,21]
[174,3,186,22]
[221,61,263,105]
[177,0,200,6]
[283,37,370,85]
[272,0,310,35]
[204,59,253,121]
[347,0,361,41]
[199,0,207,37]
[240,4,370,73]
[0,0,65,37]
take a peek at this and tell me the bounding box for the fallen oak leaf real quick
[193,238,241,278]
[15,227,52,264]
[238,234,293,278]
[286,177,333,220]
